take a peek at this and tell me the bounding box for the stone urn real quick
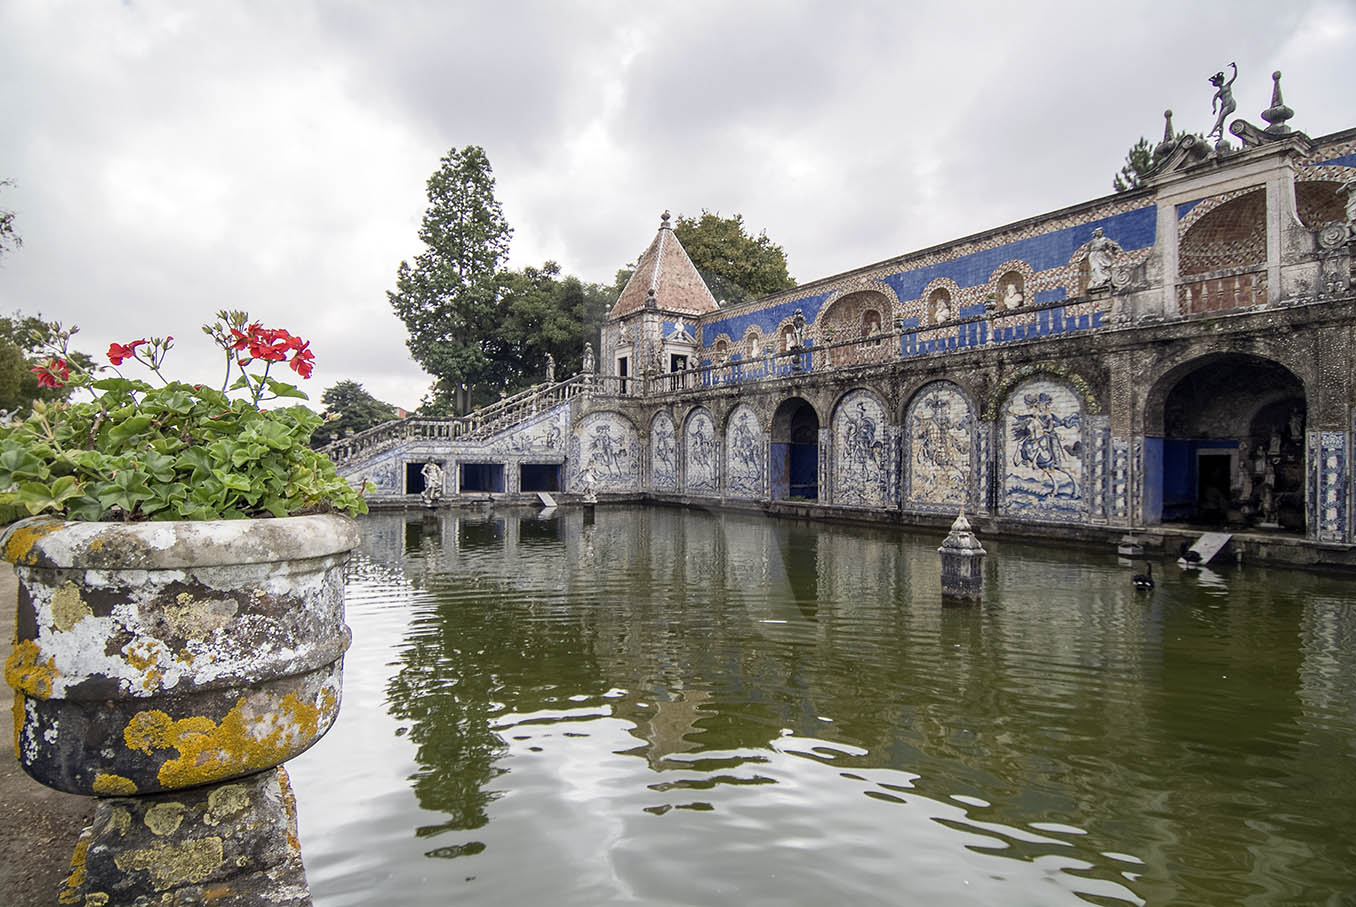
[2,513,357,797]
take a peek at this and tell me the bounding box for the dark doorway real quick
[670,354,688,372]
[405,463,426,495]
[617,356,629,394]
[771,398,819,501]
[1149,354,1305,530]
[520,463,561,492]
[1196,454,1232,524]
[460,463,505,493]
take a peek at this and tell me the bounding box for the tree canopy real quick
[1112,137,1154,193]
[389,146,513,415]
[0,179,20,260]
[672,211,795,305]
[310,380,399,448]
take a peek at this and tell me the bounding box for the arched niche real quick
[650,411,677,491]
[999,377,1087,521]
[830,388,889,506]
[770,397,820,500]
[903,381,976,512]
[725,404,765,499]
[1143,353,1306,530]
[683,407,718,494]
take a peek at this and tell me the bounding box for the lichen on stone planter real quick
[2,513,358,797]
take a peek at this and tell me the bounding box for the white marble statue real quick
[582,342,595,373]
[420,461,444,506]
[1086,228,1120,290]
[1003,281,1024,309]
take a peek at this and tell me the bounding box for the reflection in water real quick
[290,506,1356,907]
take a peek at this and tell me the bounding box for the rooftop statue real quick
[1208,62,1238,144]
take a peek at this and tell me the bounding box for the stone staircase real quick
[320,374,589,473]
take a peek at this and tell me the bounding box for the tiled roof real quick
[608,212,720,319]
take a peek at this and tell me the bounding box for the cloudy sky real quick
[2,1,1354,410]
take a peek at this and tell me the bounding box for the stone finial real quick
[1154,109,1176,159]
[660,210,672,229]
[937,507,986,602]
[1261,70,1294,135]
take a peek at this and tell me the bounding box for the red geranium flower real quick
[288,341,314,378]
[32,358,69,388]
[107,339,147,366]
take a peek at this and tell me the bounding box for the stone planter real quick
[2,513,357,797]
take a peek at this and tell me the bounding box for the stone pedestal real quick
[937,510,986,603]
[61,766,311,906]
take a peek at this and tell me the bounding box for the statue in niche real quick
[545,353,555,383]
[1344,178,1356,225]
[1003,280,1024,309]
[1085,228,1121,290]
[1288,409,1303,442]
[932,291,951,323]
[1208,62,1238,143]
[582,342,595,373]
[1237,441,1253,504]
[791,309,806,348]
[419,460,443,507]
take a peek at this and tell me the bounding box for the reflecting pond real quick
[289,506,1356,906]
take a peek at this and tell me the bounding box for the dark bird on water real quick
[1178,541,1202,563]
[1132,561,1155,590]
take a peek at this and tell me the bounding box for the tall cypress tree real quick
[389,147,512,414]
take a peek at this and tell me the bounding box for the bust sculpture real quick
[1003,281,1024,309]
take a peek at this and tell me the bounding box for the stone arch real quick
[650,411,677,491]
[830,388,890,507]
[983,364,1100,422]
[1141,352,1309,530]
[998,377,1089,521]
[725,403,766,499]
[1179,188,1266,277]
[1294,180,1347,229]
[770,396,821,500]
[683,406,718,494]
[569,410,640,492]
[988,260,1035,311]
[902,380,978,512]
[815,289,894,344]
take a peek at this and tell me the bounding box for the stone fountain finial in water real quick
[937,507,986,603]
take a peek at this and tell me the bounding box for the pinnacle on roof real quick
[608,211,720,319]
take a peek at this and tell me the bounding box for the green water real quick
[289,506,1356,906]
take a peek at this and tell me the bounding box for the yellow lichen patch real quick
[164,592,238,640]
[57,836,89,904]
[144,802,186,837]
[2,517,64,566]
[91,772,138,796]
[108,807,131,838]
[5,639,57,699]
[122,686,338,790]
[51,582,93,632]
[276,765,301,853]
[83,894,109,906]
[203,784,248,827]
[112,837,224,890]
[13,690,25,753]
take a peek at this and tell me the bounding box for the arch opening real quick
[1148,354,1305,531]
[771,398,819,501]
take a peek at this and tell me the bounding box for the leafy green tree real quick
[672,211,795,305]
[494,262,613,395]
[311,380,399,448]
[0,179,20,260]
[1113,138,1155,193]
[389,146,512,415]
[0,312,91,415]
